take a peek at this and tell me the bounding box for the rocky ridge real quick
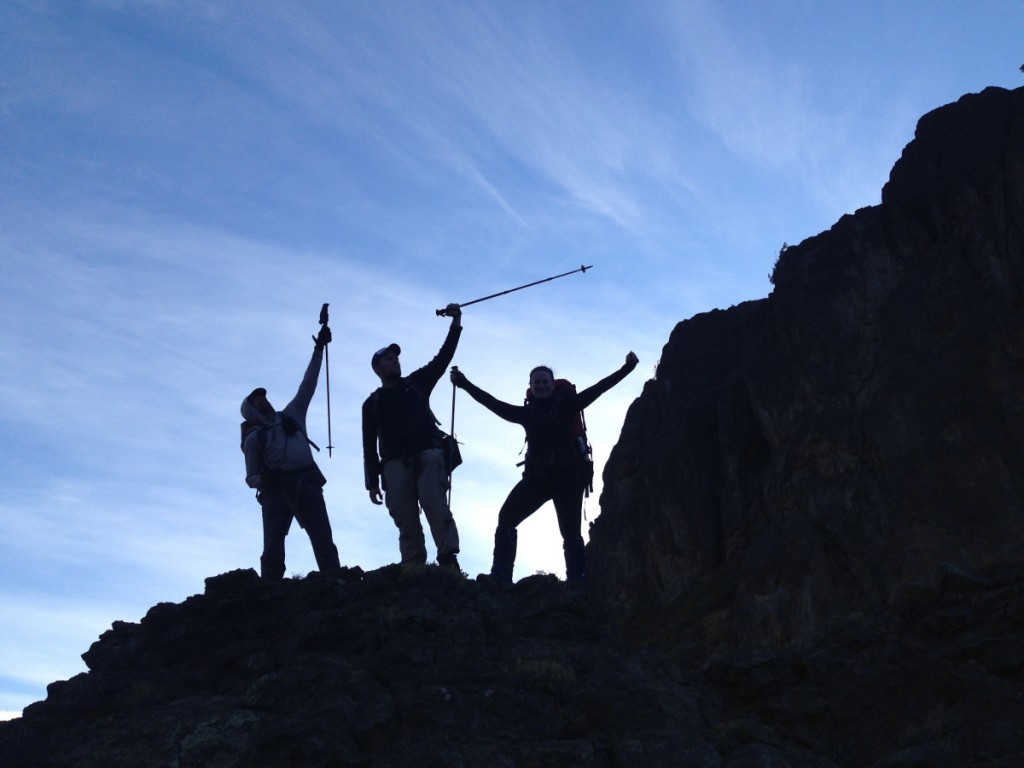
[0,566,768,768]
[4,561,1024,766]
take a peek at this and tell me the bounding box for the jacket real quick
[458,360,635,474]
[362,323,462,489]
[240,347,323,489]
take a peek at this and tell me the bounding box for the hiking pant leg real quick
[491,477,550,580]
[496,476,551,529]
[490,524,518,582]
[298,481,341,575]
[416,447,460,559]
[562,535,586,582]
[550,473,585,543]
[382,458,428,565]
[260,493,293,580]
[551,472,587,581]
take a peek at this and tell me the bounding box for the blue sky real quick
[1,0,1020,718]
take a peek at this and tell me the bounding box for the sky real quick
[1,0,1020,719]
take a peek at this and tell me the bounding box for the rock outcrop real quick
[589,85,1024,658]
[3,86,1024,767]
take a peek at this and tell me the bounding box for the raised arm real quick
[410,304,463,393]
[575,352,640,410]
[283,329,329,424]
[450,368,525,424]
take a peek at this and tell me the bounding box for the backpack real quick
[239,416,324,505]
[524,379,595,496]
[239,414,320,454]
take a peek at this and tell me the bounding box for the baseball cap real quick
[371,343,401,369]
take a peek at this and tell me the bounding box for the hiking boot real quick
[563,535,586,582]
[489,561,514,583]
[437,553,461,572]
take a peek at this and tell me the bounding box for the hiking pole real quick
[435,264,593,316]
[318,303,334,457]
[447,366,458,508]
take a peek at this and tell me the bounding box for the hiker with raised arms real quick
[450,351,639,583]
[239,321,341,580]
[362,303,464,571]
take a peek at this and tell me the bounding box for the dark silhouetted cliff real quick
[590,84,1024,657]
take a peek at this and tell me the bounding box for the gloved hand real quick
[315,324,332,347]
[450,367,468,388]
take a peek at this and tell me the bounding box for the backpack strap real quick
[406,382,442,427]
[279,412,320,452]
[370,382,439,425]
[255,414,320,456]
[370,383,442,465]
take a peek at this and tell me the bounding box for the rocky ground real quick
[0,566,724,768]
[2,561,1023,767]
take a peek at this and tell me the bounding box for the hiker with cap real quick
[450,351,639,583]
[240,322,341,580]
[362,303,463,570]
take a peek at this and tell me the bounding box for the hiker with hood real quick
[362,303,463,570]
[450,351,639,583]
[240,322,341,580]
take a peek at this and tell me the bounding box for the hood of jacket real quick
[240,391,274,425]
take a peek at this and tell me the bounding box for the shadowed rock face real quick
[0,568,735,768]
[589,85,1024,659]
[3,87,1024,768]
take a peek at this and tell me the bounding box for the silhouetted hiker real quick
[240,323,341,580]
[451,352,639,583]
[362,303,464,571]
